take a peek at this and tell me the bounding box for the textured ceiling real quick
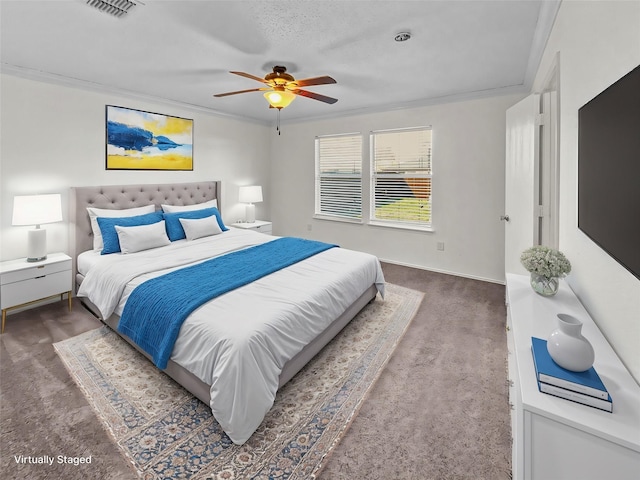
[0,0,559,124]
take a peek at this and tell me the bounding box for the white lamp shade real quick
[238,186,263,204]
[12,194,63,226]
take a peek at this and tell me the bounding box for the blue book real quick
[531,337,612,404]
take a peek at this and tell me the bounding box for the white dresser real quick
[506,273,640,480]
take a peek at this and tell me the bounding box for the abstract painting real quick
[106,105,193,170]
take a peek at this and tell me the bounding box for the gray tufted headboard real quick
[70,181,221,286]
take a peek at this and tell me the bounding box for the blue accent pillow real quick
[163,207,228,241]
[97,212,164,255]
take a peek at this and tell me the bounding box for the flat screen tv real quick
[578,64,640,280]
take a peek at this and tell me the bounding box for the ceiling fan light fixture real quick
[264,89,296,109]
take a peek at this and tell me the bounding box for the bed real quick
[70,181,384,445]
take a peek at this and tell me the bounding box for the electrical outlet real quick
[307,224,312,231]
[437,242,445,251]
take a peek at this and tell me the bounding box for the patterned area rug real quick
[53,283,422,479]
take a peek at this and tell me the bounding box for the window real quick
[315,133,362,220]
[370,127,432,229]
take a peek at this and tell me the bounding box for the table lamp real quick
[12,193,63,262]
[238,186,263,223]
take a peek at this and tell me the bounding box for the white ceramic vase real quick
[547,313,595,372]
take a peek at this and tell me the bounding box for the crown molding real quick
[0,63,269,126]
[523,0,561,91]
[2,59,537,129]
[277,83,529,126]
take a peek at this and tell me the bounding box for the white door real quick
[504,94,540,275]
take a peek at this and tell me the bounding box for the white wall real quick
[0,74,271,261]
[533,1,640,382]
[270,94,523,283]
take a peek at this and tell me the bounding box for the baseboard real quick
[378,258,506,285]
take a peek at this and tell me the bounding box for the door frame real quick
[537,54,560,248]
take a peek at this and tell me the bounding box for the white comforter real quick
[77,229,384,444]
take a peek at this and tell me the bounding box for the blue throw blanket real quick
[117,237,338,369]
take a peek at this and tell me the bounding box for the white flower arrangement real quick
[520,245,571,278]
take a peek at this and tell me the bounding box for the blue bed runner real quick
[117,237,338,369]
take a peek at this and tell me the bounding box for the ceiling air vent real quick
[85,0,138,18]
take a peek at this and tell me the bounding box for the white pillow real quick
[179,216,223,240]
[161,199,218,213]
[87,204,155,251]
[115,220,171,254]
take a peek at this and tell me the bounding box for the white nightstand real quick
[230,220,272,235]
[0,252,73,333]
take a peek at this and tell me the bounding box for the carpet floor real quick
[0,262,511,480]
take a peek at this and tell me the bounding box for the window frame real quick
[314,132,363,223]
[369,126,433,231]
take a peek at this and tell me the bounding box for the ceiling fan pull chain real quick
[277,108,281,135]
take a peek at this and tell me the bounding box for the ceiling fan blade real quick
[292,89,338,104]
[229,71,269,83]
[293,75,337,87]
[214,87,268,97]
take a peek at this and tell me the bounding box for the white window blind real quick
[370,127,432,228]
[315,133,362,219]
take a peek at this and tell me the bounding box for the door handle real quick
[500,215,510,222]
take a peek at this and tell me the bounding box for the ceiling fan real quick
[214,66,338,110]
